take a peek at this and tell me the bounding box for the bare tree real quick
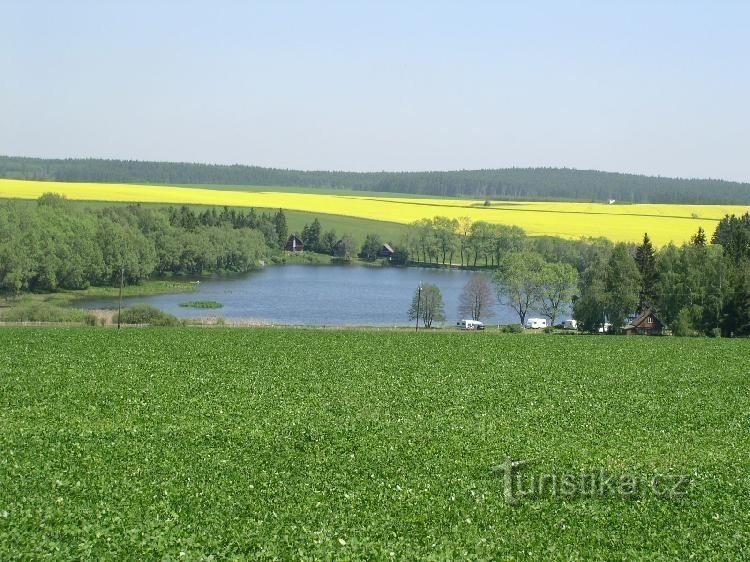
[458,275,496,321]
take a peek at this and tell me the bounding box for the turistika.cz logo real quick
[492,457,692,506]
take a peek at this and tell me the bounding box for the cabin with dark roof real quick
[623,309,665,336]
[285,234,304,252]
[377,243,395,258]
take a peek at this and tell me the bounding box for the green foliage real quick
[178,300,223,309]
[301,218,322,252]
[712,212,750,264]
[408,283,446,327]
[405,218,528,267]
[4,155,750,203]
[0,198,269,295]
[691,226,707,246]
[493,251,546,324]
[1,329,749,558]
[115,304,180,326]
[721,261,750,337]
[537,261,579,327]
[320,229,338,255]
[391,246,409,265]
[359,233,383,261]
[635,233,658,309]
[671,307,699,337]
[0,301,95,324]
[604,244,642,329]
[273,208,288,249]
[654,244,731,335]
[575,243,640,333]
[36,191,70,208]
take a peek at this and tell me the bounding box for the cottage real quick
[285,234,304,252]
[377,243,395,258]
[623,309,665,336]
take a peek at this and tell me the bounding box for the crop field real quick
[1,328,749,559]
[2,179,748,245]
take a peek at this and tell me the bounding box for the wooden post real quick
[117,265,124,329]
[415,282,422,331]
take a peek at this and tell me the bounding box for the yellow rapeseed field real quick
[1,178,747,245]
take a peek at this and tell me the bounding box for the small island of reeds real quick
[178,300,224,309]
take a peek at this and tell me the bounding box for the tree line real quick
[3,155,750,204]
[399,216,611,272]
[400,214,750,336]
[0,195,273,294]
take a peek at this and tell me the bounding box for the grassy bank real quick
[0,328,748,559]
[0,280,197,324]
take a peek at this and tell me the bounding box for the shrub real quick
[115,304,180,326]
[499,324,523,333]
[671,307,699,337]
[0,301,96,324]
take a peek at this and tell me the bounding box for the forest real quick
[2,155,750,204]
[0,195,280,293]
[394,214,750,336]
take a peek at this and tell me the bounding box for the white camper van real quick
[562,319,578,330]
[524,317,547,329]
[457,319,485,330]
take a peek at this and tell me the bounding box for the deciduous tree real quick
[458,275,495,321]
[493,251,545,324]
[408,283,446,328]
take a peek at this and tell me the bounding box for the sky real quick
[1,0,749,181]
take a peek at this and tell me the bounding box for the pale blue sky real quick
[2,1,748,181]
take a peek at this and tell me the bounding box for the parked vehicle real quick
[524,317,548,329]
[457,319,485,330]
[562,319,578,330]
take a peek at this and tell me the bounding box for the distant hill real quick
[1,155,749,205]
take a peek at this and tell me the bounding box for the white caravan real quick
[562,319,578,330]
[524,317,548,329]
[457,319,485,330]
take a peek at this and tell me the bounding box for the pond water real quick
[79,265,557,326]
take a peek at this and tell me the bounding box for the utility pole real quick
[117,265,124,329]
[415,282,422,331]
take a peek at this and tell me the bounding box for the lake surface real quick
[79,265,556,326]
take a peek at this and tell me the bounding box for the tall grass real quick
[0,301,96,324]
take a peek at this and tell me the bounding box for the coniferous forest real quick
[2,155,750,204]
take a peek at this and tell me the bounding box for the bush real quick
[671,307,699,337]
[115,304,180,326]
[0,301,96,324]
[499,324,523,333]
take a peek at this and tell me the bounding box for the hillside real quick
[2,155,749,204]
[4,178,747,245]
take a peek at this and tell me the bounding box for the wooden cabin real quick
[623,309,665,336]
[285,234,304,252]
[377,243,395,258]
